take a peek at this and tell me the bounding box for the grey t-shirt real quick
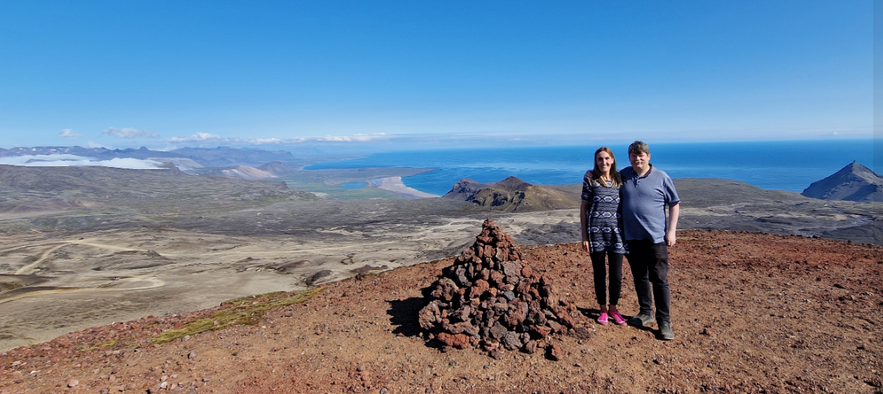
[620,165,680,243]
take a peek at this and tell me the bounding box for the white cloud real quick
[86,141,110,149]
[245,137,306,144]
[168,132,224,142]
[167,134,307,145]
[103,127,158,139]
[100,157,167,169]
[314,133,387,142]
[316,136,354,142]
[59,129,81,139]
[164,133,386,145]
[0,154,166,169]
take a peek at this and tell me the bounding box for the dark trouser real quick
[590,250,623,306]
[626,240,671,324]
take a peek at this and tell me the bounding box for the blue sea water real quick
[307,140,877,196]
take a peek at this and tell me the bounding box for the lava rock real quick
[418,219,586,358]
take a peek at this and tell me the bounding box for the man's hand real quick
[666,202,680,247]
[665,231,677,247]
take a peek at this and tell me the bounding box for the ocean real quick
[307,140,877,196]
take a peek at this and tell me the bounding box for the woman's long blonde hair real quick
[590,146,622,187]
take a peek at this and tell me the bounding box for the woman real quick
[580,147,627,325]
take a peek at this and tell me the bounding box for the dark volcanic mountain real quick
[442,176,580,212]
[801,162,883,202]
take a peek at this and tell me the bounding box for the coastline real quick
[309,140,876,194]
[371,176,441,199]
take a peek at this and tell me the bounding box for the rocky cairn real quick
[418,219,588,359]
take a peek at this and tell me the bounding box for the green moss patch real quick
[79,339,117,352]
[150,287,324,344]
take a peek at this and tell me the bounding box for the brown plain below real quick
[0,229,881,393]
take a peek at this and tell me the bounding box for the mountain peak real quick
[496,176,532,192]
[801,162,883,202]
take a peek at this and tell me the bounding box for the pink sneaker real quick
[610,310,626,325]
[597,312,609,325]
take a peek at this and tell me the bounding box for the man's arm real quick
[665,202,680,247]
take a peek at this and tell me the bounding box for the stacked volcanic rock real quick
[418,219,586,359]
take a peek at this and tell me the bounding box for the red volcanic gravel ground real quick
[1,230,882,393]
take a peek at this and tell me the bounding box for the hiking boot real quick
[597,312,609,325]
[659,321,675,341]
[610,310,626,326]
[628,312,655,327]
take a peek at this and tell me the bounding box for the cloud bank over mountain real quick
[0,154,167,170]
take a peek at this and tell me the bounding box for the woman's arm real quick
[580,200,591,253]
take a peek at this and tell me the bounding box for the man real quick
[620,141,680,340]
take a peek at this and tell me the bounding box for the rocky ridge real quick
[442,176,579,211]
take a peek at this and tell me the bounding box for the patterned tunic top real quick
[581,171,627,254]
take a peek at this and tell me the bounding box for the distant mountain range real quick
[3,146,880,205]
[0,164,310,219]
[0,146,308,168]
[801,162,883,202]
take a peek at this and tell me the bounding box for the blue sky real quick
[0,1,873,151]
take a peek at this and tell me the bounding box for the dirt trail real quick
[0,276,165,305]
[14,240,141,275]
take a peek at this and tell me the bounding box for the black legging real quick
[590,250,624,306]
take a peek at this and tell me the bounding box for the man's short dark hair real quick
[628,141,650,155]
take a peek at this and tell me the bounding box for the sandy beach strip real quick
[372,176,440,198]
